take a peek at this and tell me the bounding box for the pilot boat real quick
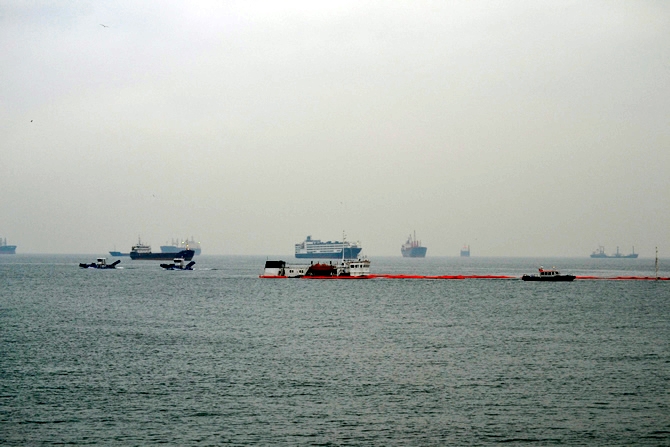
[79,258,120,269]
[160,258,195,270]
[522,266,575,282]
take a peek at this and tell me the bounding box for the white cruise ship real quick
[295,235,362,259]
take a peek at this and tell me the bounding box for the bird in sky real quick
[100,24,108,28]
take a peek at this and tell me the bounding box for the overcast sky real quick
[1,0,668,257]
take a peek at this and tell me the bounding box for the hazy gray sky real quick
[2,1,668,256]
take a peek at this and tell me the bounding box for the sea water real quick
[1,255,668,445]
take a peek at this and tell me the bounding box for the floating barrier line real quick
[260,274,669,281]
[370,274,515,280]
[575,276,669,281]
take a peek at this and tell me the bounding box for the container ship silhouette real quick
[590,246,638,259]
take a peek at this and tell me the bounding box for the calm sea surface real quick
[1,255,668,445]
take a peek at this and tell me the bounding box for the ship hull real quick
[401,247,427,258]
[295,247,362,259]
[0,245,17,254]
[130,249,194,261]
[590,254,638,259]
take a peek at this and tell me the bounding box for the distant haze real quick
[2,1,668,257]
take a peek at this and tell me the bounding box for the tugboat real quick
[79,258,120,269]
[160,258,195,270]
[522,266,576,282]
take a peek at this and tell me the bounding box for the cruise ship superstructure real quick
[295,235,362,259]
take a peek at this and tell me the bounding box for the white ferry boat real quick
[261,258,371,278]
[295,235,362,259]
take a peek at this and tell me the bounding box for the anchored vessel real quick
[522,267,575,282]
[295,235,362,259]
[401,231,427,258]
[160,258,195,270]
[109,251,129,256]
[0,238,16,254]
[79,258,120,269]
[460,244,470,257]
[590,246,638,259]
[161,237,202,256]
[261,258,371,278]
[130,238,194,261]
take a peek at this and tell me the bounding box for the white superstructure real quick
[294,235,362,259]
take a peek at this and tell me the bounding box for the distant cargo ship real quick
[460,244,470,257]
[295,235,362,259]
[109,245,129,257]
[0,237,16,254]
[130,238,194,261]
[160,237,202,256]
[401,232,427,258]
[590,246,638,259]
[109,251,130,257]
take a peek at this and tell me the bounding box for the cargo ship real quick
[401,232,427,258]
[295,235,362,259]
[109,251,130,257]
[109,245,129,257]
[129,238,194,261]
[160,237,202,256]
[0,238,16,254]
[590,246,638,259]
[460,244,470,257]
